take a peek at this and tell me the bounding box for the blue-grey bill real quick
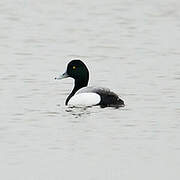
[55,72,69,80]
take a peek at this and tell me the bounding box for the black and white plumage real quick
[55,60,124,108]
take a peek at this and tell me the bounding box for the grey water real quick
[0,0,180,179]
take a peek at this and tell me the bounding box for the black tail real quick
[98,92,125,108]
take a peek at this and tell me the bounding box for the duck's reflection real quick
[65,106,93,118]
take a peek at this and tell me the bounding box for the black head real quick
[66,60,89,82]
[55,59,89,88]
[55,59,89,105]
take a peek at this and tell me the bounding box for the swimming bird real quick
[55,60,124,108]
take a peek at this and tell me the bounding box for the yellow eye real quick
[73,66,76,69]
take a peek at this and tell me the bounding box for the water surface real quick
[0,0,180,179]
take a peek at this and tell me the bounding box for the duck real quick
[55,59,124,108]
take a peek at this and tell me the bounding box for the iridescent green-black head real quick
[55,59,89,87]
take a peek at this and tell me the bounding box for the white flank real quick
[68,93,101,107]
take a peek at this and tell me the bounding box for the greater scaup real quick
[55,60,124,108]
